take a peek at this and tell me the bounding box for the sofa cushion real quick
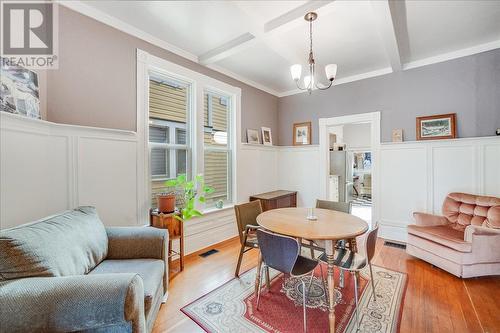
[407,225,472,252]
[89,259,164,315]
[0,206,108,280]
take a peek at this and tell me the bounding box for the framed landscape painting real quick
[416,113,456,140]
[293,121,311,145]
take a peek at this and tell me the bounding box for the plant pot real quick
[157,194,176,213]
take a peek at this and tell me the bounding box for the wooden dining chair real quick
[234,200,263,277]
[256,229,325,333]
[306,199,352,257]
[318,223,379,330]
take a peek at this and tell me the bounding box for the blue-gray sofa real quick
[0,206,168,333]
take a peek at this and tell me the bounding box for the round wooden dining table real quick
[256,207,369,333]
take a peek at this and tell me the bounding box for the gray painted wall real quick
[278,49,500,145]
[46,6,279,144]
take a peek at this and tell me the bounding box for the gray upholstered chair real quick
[256,229,325,333]
[0,206,168,333]
[234,200,263,277]
[318,223,379,330]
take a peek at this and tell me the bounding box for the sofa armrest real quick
[465,225,500,261]
[106,227,168,260]
[0,273,145,333]
[413,212,449,226]
[106,227,169,292]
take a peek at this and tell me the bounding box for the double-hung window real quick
[203,90,232,205]
[148,75,191,208]
[142,51,238,212]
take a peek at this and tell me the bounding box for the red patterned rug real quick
[182,263,407,333]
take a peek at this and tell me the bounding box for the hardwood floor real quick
[153,237,500,333]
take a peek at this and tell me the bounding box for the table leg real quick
[325,240,336,333]
[350,237,358,253]
[255,251,263,296]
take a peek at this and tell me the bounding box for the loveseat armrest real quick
[413,212,449,226]
[106,227,168,260]
[106,227,169,292]
[0,273,145,333]
[465,225,500,262]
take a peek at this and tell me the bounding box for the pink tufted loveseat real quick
[407,192,500,278]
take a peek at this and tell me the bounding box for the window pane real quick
[149,78,187,123]
[176,128,186,145]
[151,148,168,177]
[204,150,229,204]
[204,91,229,146]
[176,149,187,176]
[149,75,190,209]
[149,125,169,143]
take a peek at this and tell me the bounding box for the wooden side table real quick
[249,190,297,211]
[150,210,184,273]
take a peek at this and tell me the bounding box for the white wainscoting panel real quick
[431,144,477,214]
[277,146,320,207]
[379,137,500,242]
[0,113,139,229]
[237,144,278,203]
[483,144,500,196]
[77,137,138,226]
[378,146,427,242]
[1,125,70,228]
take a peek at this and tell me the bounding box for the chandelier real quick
[290,12,337,94]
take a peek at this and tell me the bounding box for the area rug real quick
[181,264,407,333]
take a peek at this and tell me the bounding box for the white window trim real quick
[137,49,241,214]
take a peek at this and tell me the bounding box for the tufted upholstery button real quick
[442,192,500,230]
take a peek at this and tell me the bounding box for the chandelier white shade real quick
[290,12,337,94]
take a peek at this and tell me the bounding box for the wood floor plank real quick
[152,237,499,333]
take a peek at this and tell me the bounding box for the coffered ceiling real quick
[61,0,500,97]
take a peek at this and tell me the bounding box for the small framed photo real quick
[416,113,456,140]
[392,129,403,142]
[293,122,311,145]
[261,127,272,146]
[246,129,260,144]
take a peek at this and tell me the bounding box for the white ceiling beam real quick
[199,33,256,65]
[264,1,335,34]
[371,0,402,71]
[199,1,335,66]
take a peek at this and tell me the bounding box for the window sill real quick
[202,203,234,215]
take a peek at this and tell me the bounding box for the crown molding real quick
[56,0,199,62]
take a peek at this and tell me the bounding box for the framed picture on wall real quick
[246,129,260,144]
[261,127,272,146]
[293,121,312,145]
[0,59,40,119]
[416,113,456,140]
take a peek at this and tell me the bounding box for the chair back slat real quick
[257,229,299,274]
[316,199,352,213]
[234,201,262,243]
[364,223,379,262]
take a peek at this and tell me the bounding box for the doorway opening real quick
[318,112,380,227]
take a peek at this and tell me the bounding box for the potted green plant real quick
[165,174,214,221]
[157,191,176,213]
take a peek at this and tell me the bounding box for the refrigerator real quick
[329,151,354,203]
